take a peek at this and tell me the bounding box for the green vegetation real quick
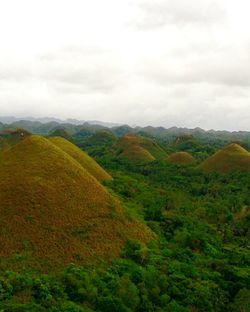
[49,128,72,141]
[0,128,31,151]
[0,127,250,311]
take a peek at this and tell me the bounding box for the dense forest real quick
[0,122,249,311]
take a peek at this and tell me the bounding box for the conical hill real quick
[49,136,112,182]
[165,151,196,165]
[115,134,166,164]
[199,143,250,173]
[0,136,151,271]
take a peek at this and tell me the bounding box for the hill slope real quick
[0,136,151,271]
[49,136,112,182]
[199,143,250,173]
[165,151,196,165]
[115,134,166,164]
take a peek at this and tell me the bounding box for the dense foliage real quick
[0,133,249,311]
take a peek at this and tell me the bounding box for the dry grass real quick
[0,135,151,272]
[165,152,196,165]
[49,136,112,182]
[199,143,250,173]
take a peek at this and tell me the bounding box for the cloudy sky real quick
[0,0,250,130]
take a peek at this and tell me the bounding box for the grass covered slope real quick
[199,143,250,173]
[0,136,151,271]
[49,136,112,182]
[165,151,196,165]
[115,134,166,164]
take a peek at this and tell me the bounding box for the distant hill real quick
[0,136,151,271]
[115,134,166,164]
[165,152,196,166]
[86,129,117,146]
[0,117,249,147]
[49,127,72,141]
[49,136,112,182]
[0,116,120,128]
[199,143,250,173]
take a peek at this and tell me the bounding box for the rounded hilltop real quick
[199,143,250,173]
[165,151,196,166]
[49,127,72,141]
[87,129,117,145]
[115,133,166,164]
[0,135,151,271]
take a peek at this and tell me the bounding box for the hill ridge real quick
[49,136,112,182]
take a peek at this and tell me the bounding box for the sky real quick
[0,0,250,131]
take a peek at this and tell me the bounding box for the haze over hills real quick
[0,116,121,128]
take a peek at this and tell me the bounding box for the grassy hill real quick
[199,143,250,173]
[165,151,196,165]
[0,135,151,271]
[49,136,112,182]
[115,134,166,164]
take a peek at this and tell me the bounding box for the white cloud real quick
[0,0,249,130]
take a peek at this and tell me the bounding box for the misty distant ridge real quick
[0,116,121,128]
[0,116,249,134]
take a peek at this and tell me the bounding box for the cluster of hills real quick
[0,120,250,311]
[1,126,250,173]
[0,121,250,272]
[1,116,250,145]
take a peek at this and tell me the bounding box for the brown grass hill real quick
[0,135,151,271]
[199,143,250,173]
[49,136,112,182]
[165,152,196,166]
[115,134,166,164]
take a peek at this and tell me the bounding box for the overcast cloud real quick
[0,0,249,130]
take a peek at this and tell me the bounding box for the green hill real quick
[199,143,250,173]
[49,136,112,182]
[165,151,196,165]
[87,129,117,146]
[115,134,166,164]
[49,127,72,141]
[0,128,31,151]
[0,136,151,271]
